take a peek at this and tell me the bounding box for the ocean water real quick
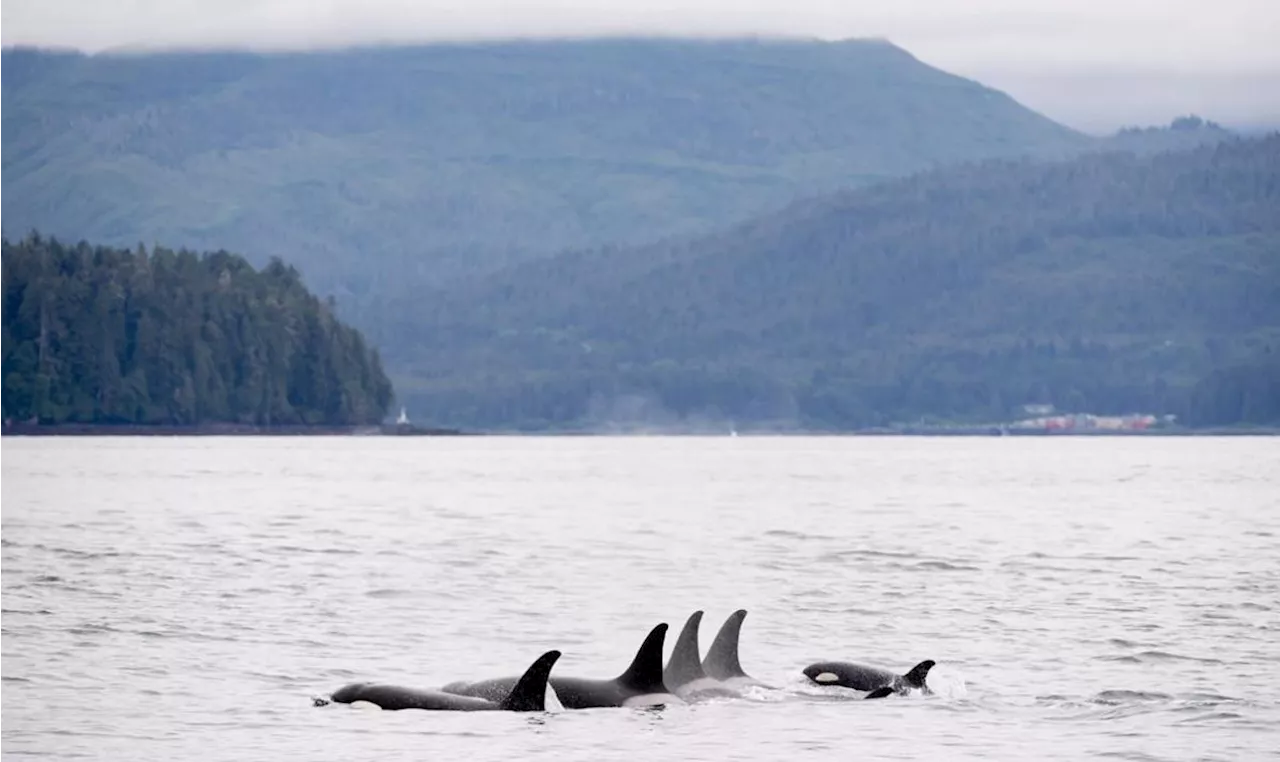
[2,436,1277,761]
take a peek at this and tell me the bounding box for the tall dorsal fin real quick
[616,623,669,694]
[663,611,707,689]
[702,609,749,680]
[901,659,935,689]
[499,650,561,711]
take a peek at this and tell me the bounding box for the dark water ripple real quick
[2,436,1278,761]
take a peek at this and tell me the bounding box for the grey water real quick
[2,436,1278,761]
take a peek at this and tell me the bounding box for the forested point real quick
[1,234,394,427]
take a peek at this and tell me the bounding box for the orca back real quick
[803,658,936,698]
[902,660,935,690]
[439,626,672,709]
[500,650,562,711]
[329,682,501,711]
[702,609,750,680]
[663,611,709,689]
[615,623,670,695]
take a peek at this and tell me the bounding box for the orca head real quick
[802,663,843,685]
[329,682,371,704]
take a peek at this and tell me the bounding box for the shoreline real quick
[0,422,471,437]
[2,423,1275,437]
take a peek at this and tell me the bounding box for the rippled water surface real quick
[3,436,1278,761]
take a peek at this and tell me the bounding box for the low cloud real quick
[3,0,1277,130]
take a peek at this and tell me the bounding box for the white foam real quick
[673,677,735,700]
[621,692,686,708]
[925,665,969,700]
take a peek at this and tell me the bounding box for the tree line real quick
[2,234,394,426]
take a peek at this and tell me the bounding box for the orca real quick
[441,623,682,709]
[802,658,936,699]
[663,611,742,700]
[701,609,772,690]
[319,649,560,711]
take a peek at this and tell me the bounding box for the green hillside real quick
[388,135,1280,430]
[2,38,1095,330]
[1,234,393,426]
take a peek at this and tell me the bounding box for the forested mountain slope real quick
[3,38,1263,431]
[390,135,1280,430]
[2,37,1096,330]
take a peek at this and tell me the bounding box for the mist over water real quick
[2,436,1277,760]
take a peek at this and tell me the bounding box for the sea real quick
[2,436,1277,761]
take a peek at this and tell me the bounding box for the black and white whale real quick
[701,609,772,690]
[441,623,682,709]
[663,611,743,700]
[802,658,936,699]
[319,649,561,711]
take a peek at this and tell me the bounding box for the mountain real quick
[388,135,1280,431]
[3,38,1261,431]
[2,37,1096,332]
[1,234,394,426]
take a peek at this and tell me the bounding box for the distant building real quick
[1010,412,1159,431]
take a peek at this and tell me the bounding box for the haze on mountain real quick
[0,37,1237,335]
[4,0,1278,131]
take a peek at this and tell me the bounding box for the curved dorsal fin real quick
[901,659,935,689]
[616,623,669,693]
[500,650,562,711]
[663,611,707,689]
[702,609,748,680]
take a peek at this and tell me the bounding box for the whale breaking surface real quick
[315,609,939,712]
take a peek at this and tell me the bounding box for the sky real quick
[3,0,1278,132]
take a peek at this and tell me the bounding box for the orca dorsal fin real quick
[902,659,936,689]
[865,686,895,700]
[499,650,562,711]
[616,623,669,694]
[663,611,707,689]
[702,609,749,680]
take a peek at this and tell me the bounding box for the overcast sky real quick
[3,0,1278,132]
